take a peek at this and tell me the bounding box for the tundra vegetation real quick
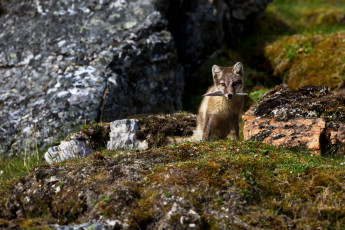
[1,0,345,228]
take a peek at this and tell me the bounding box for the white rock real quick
[107,119,148,150]
[44,140,91,164]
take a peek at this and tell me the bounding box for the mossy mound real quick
[301,7,345,29]
[2,140,345,229]
[271,0,345,33]
[265,31,345,91]
[129,113,197,148]
[66,123,110,150]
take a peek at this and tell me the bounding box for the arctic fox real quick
[172,62,245,143]
[195,62,245,140]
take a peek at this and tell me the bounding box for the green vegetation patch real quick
[265,32,345,90]
[273,0,345,34]
[259,1,345,92]
[236,0,345,94]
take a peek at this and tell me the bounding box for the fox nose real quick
[226,94,233,99]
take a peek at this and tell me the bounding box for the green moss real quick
[249,88,270,103]
[273,0,345,34]
[265,32,345,90]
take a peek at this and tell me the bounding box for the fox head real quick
[212,62,244,99]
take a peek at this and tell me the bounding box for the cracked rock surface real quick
[0,0,182,155]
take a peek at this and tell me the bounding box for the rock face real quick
[0,0,182,155]
[0,0,271,155]
[243,85,345,154]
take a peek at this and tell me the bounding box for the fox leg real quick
[229,114,240,140]
[202,114,213,140]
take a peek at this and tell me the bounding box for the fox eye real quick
[220,82,226,87]
[233,81,242,87]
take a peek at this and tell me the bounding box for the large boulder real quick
[243,85,345,155]
[0,0,183,155]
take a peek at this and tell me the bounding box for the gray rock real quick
[44,140,91,164]
[107,119,148,150]
[0,0,183,155]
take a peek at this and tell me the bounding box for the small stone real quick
[44,140,91,164]
[107,119,148,150]
[16,210,23,218]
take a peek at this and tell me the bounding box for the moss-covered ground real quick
[253,0,345,91]
[1,139,345,228]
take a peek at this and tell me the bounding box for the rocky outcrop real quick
[43,113,196,164]
[243,85,345,154]
[0,0,271,155]
[0,0,182,155]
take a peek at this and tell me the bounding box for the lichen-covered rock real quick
[243,85,345,154]
[52,222,108,230]
[0,0,183,155]
[0,0,272,156]
[243,114,326,154]
[107,119,148,150]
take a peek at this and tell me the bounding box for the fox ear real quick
[212,65,222,78]
[233,62,243,75]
